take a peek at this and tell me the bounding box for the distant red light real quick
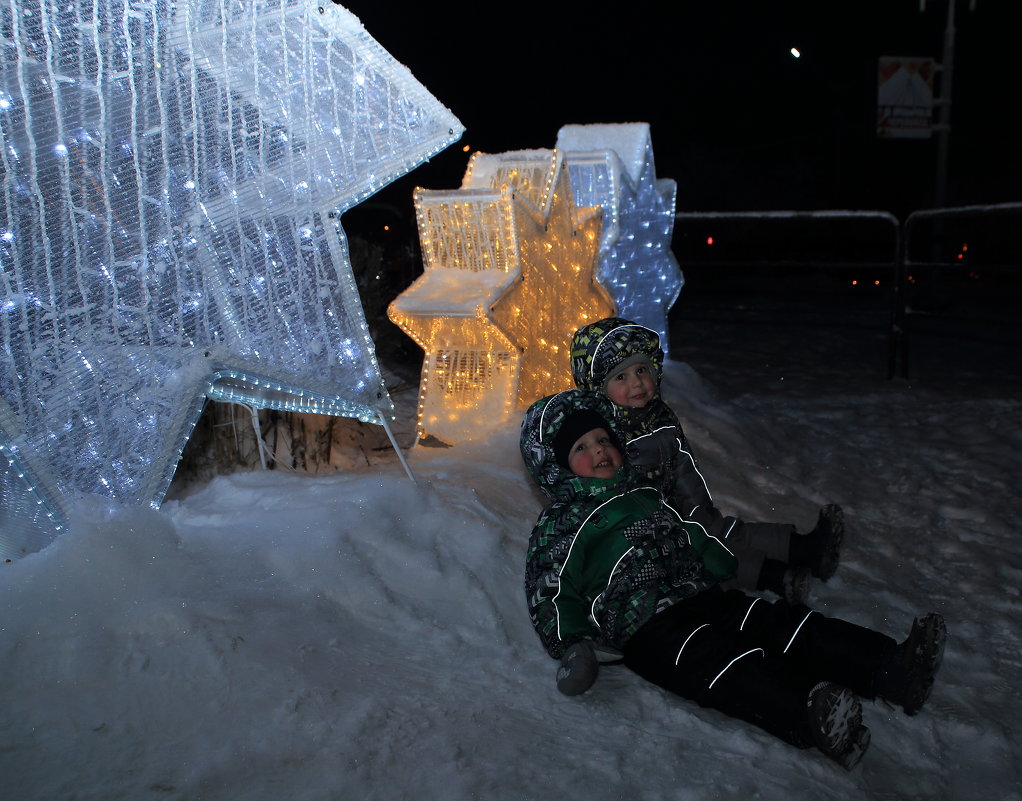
[706,236,714,245]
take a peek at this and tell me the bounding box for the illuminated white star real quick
[0,1,462,558]
[557,123,684,356]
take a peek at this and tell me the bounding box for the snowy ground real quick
[2,311,1021,801]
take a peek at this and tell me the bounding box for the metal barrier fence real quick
[895,202,1022,379]
[674,203,1021,381]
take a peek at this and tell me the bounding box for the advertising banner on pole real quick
[877,57,935,139]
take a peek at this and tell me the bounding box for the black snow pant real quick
[621,586,897,747]
[718,520,794,590]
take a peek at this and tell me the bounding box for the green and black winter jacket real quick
[520,389,736,659]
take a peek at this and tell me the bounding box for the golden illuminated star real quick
[389,149,614,444]
[483,152,613,408]
[388,185,522,445]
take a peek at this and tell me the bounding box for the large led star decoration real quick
[0,0,463,559]
[556,124,683,356]
[389,149,613,445]
[387,183,522,446]
[472,151,612,406]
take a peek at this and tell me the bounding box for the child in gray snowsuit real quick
[570,316,843,603]
[520,388,946,770]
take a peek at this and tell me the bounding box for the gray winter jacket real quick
[569,318,796,586]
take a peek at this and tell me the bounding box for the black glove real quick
[556,640,599,696]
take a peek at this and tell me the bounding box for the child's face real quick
[605,362,655,408]
[567,427,622,479]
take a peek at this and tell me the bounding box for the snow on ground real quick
[2,318,1021,801]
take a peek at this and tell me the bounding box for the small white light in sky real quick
[790,47,801,58]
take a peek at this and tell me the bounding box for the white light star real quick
[0,1,462,558]
[557,123,684,357]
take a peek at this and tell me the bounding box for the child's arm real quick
[524,513,599,660]
[625,426,678,469]
[666,423,739,539]
[673,444,726,526]
[633,405,729,533]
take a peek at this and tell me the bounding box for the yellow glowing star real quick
[475,151,613,408]
[388,149,614,445]
[388,184,521,445]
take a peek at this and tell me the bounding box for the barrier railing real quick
[674,210,902,376]
[896,202,1022,379]
[674,204,1020,380]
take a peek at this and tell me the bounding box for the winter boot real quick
[790,504,844,581]
[756,559,812,605]
[875,613,947,715]
[783,565,812,606]
[806,682,871,770]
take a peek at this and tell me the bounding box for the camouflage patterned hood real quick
[570,317,665,393]
[519,389,624,502]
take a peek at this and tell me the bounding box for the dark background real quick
[339,0,1018,218]
[332,1,1020,388]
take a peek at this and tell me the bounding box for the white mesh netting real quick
[0,0,463,558]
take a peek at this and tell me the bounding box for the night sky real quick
[338,1,1018,219]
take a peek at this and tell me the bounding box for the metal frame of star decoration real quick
[556,124,683,357]
[388,149,614,445]
[0,0,463,559]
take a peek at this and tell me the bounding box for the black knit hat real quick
[553,409,617,470]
